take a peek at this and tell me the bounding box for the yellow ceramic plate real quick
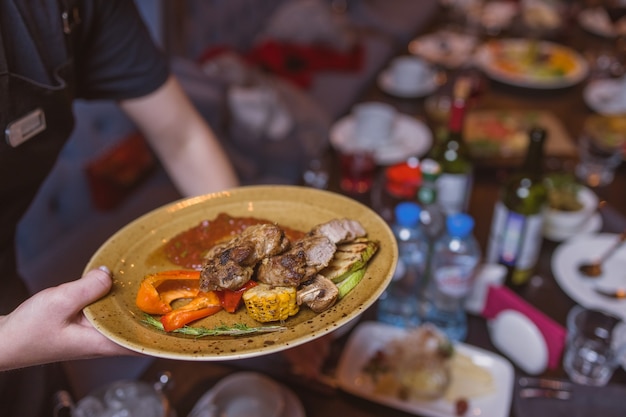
[474,39,588,88]
[83,185,397,361]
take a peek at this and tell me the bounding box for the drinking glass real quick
[563,305,626,386]
[338,147,376,194]
[575,132,624,187]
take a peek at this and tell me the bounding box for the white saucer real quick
[543,212,603,242]
[329,113,433,165]
[583,78,626,116]
[377,68,439,98]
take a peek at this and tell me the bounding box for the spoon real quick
[578,231,626,277]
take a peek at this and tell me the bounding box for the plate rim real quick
[474,38,589,89]
[83,185,398,361]
[335,321,515,417]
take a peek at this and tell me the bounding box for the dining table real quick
[139,4,626,417]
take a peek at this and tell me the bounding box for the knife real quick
[519,388,572,400]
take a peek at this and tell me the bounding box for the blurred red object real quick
[85,132,155,210]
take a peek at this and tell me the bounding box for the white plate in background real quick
[330,114,433,165]
[552,233,626,320]
[336,321,514,417]
[474,39,589,89]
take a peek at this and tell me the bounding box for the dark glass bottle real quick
[486,127,548,287]
[416,158,446,243]
[428,76,474,215]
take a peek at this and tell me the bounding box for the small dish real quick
[377,68,439,98]
[543,212,602,242]
[202,372,285,417]
[543,185,600,240]
[583,77,626,116]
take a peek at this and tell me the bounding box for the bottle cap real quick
[446,213,474,237]
[395,202,422,227]
[384,158,422,198]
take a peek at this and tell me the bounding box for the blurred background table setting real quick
[136,1,626,416]
[41,1,626,417]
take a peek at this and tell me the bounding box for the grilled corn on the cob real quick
[242,283,299,323]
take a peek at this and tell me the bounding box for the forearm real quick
[120,76,239,197]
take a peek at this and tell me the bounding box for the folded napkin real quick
[482,285,567,370]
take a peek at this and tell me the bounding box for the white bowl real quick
[544,186,599,234]
[204,372,285,417]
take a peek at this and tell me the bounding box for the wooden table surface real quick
[142,6,626,417]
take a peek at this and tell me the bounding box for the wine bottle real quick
[428,76,473,215]
[486,127,548,287]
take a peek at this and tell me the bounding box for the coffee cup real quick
[352,101,397,148]
[390,56,428,92]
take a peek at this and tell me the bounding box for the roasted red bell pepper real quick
[135,270,201,315]
[217,279,258,313]
[136,269,259,331]
[160,290,222,332]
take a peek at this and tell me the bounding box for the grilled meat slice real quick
[200,223,289,291]
[256,235,336,287]
[297,275,339,313]
[309,218,366,244]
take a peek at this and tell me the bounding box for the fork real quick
[518,377,573,400]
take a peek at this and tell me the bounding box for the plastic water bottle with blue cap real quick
[423,213,481,341]
[377,201,429,328]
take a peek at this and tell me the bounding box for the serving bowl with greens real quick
[544,174,599,235]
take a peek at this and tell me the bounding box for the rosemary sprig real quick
[142,314,286,337]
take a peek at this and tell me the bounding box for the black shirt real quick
[0,0,170,253]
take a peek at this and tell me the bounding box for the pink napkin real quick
[482,285,567,370]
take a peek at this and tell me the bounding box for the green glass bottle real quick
[428,77,474,215]
[486,127,548,287]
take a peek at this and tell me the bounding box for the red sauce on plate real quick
[164,213,305,269]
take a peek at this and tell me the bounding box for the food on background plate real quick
[362,325,495,411]
[464,111,540,158]
[482,39,579,81]
[136,214,379,332]
[544,174,583,212]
